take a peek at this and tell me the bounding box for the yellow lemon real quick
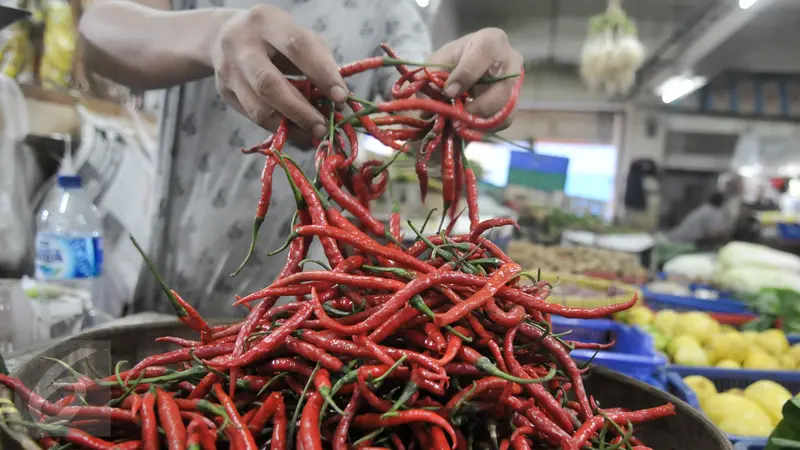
[702,393,763,424]
[716,359,741,369]
[673,311,719,345]
[674,345,711,367]
[626,307,655,327]
[719,324,737,334]
[755,329,790,357]
[667,335,702,359]
[742,330,759,344]
[706,332,748,364]
[743,350,781,370]
[683,375,717,404]
[787,343,800,365]
[717,413,774,437]
[780,355,796,370]
[652,309,679,336]
[726,388,746,396]
[744,380,792,425]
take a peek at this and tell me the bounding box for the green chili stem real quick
[450,381,477,424]
[130,234,187,318]
[231,217,264,277]
[371,355,408,386]
[382,381,418,418]
[288,363,320,445]
[256,372,288,397]
[475,358,557,384]
[408,296,472,342]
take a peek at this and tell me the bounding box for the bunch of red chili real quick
[0,45,675,450]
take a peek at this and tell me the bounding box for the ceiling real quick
[445,0,800,85]
[452,0,718,65]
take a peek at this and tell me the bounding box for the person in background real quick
[749,183,778,212]
[722,174,745,231]
[78,0,523,317]
[667,191,728,248]
[622,158,660,231]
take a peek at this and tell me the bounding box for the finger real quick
[237,47,328,138]
[217,82,246,117]
[442,28,510,99]
[466,51,524,117]
[260,11,348,104]
[465,80,513,117]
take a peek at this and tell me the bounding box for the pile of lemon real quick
[683,377,795,437]
[615,307,800,370]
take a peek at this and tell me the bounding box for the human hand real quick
[210,4,347,139]
[426,28,524,123]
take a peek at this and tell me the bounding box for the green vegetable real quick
[765,396,800,450]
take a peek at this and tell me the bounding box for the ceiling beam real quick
[629,0,780,100]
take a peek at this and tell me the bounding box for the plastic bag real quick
[0,21,34,81]
[0,74,33,276]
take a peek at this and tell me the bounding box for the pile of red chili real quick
[0,44,675,450]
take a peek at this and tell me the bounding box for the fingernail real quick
[331,85,347,103]
[312,124,327,140]
[444,82,461,98]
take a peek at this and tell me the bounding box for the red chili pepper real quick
[294,225,433,274]
[233,143,280,277]
[374,71,523,130]
[140,391,159,450]
[424,323,447,353]
[353,410,457,449]
[346,99,406,151]
[285,336,344,372]
[215,302,313,368]
[503,324,574,432]
[155,388,186,450]
[248,392,283,432]
[451,137,464,221]
[434,263,521,326]
[468,217,519,242]
[186,419,216,450]
[270,395,287,450]
[0,375,134,422]
[570,404,676,449]
[186,431,201,450]
[297,391,325,450]
[213,384,258,450]
[38,437,59,449]
[320,154,388,238]
[57,427,115,450]
[126,342,234,380]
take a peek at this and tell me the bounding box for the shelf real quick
[0,83,158,137]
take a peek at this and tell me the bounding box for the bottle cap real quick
[57,175,82,189]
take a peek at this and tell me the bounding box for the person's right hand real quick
[210,4,348,139]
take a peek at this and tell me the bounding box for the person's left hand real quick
[426,28,524,124]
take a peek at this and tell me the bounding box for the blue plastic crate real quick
[733,439,766,450]
[642,285,753,315]
[550,316,667,388]
[777,223,800,241]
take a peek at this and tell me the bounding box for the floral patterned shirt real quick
[132,0,431,317]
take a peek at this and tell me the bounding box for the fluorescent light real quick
[656,75,707,103]
[416,0,429,7]
[739,0,758,9]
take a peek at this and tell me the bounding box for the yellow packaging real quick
[0,22,34,80]
[39,0,76,89]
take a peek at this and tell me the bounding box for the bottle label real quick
[35,234,104,280]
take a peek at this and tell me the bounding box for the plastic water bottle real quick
[34,175,105,337]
